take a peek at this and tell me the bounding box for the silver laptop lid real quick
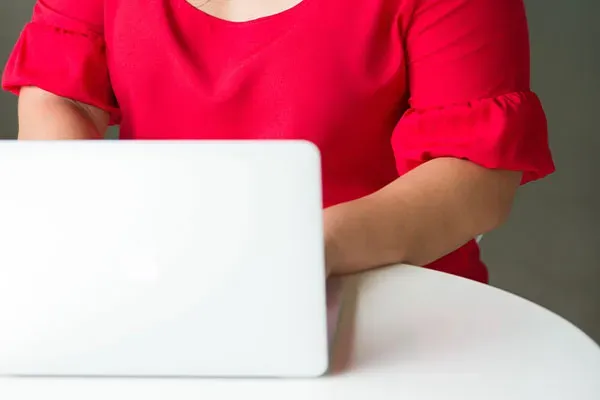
[0,140,328,378]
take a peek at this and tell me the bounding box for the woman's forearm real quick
[17,87,108,140]
[324,158,522,275]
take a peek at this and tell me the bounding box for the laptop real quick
[0,140,341,378]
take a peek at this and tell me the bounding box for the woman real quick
[2,0,554,282]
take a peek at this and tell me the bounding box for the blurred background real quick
[1,1,599,341]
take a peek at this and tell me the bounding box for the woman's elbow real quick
[479,170,522,233]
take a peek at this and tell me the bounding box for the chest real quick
[103,0,408,140]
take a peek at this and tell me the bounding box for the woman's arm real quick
[18,87,108,139]
[325,0,554,275]
[2,0,115,139]
[325,159,521,274]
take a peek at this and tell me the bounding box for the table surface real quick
[2,265,599,400]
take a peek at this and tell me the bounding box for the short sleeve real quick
[392,0,555,184]
[1,0,120,124]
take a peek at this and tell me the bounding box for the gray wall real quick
[482,0,600,341]
[0,2,30,140]
[1,1,599,340]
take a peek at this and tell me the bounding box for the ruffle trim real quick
[392,91,555,184]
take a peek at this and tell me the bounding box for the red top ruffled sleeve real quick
[393,0,555,184]
[1,0,120,124]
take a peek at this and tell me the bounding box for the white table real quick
[2,265,599,400]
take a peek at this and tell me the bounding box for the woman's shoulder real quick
[33,0,106,32]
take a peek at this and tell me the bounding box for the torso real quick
[103,0,487,282]
[105,0,407,205]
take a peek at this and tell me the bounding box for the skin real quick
[18,87,107,140]
[324,160,520,275]
[189,0,304,22]
[18,87,521,276]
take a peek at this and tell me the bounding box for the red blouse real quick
[2,0,555,283]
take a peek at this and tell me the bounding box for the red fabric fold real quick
[1,22,121,124]
[392,91,555,184]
